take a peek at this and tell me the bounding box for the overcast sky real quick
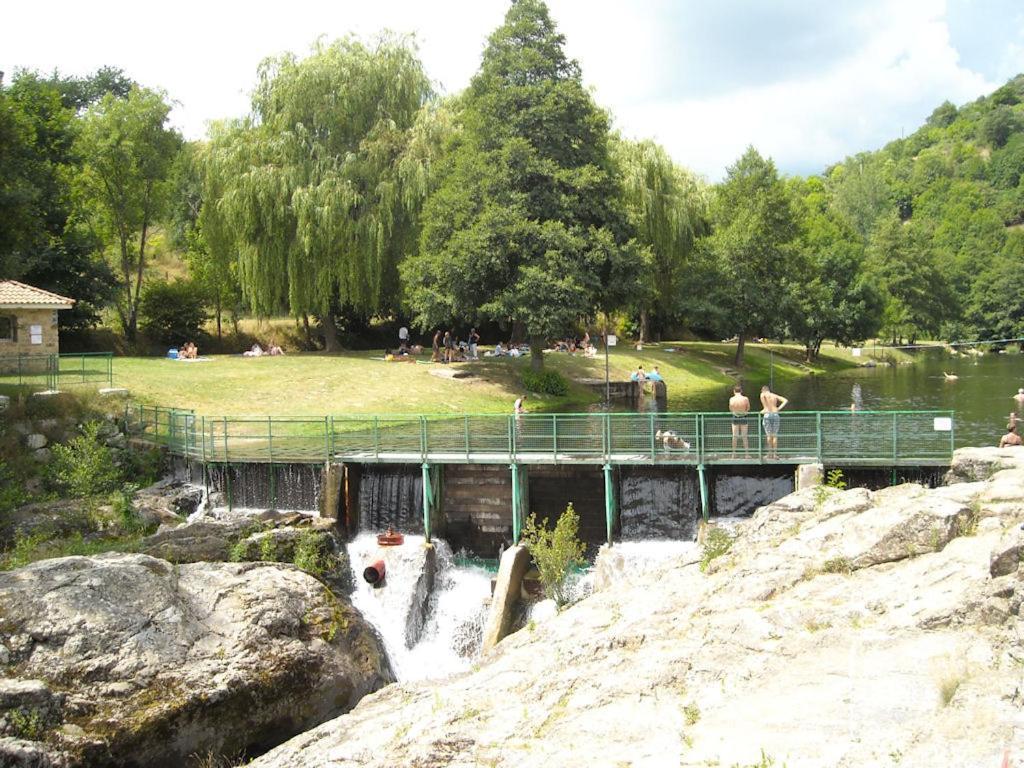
[3,0,1022,180]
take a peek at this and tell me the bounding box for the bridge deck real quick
[128,407,956,468]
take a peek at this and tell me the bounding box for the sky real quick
[3,0,1023,181]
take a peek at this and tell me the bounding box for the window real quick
[0,316,13,342]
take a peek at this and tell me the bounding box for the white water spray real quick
[346,533,492,682]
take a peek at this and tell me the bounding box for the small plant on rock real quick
[520,503,586,606]
[813,468,848,508]
[699,527,734,572]
[292,530,338,576]
[7,707,48,740]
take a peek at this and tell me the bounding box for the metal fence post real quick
[552,414,558,459]
[649,412,656,460]
[816,412,823,462]
[510,463,521,544]
[892,412,898,462]
[422,462,432,543]
[603,462,615,546]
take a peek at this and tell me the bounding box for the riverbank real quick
[109,341,887,419]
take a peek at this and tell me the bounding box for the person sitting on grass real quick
[384,349,416,363]
[268,343,284,356]
[243,343,263,357]
[493,341,505,356]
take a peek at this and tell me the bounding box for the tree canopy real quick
[402,0,645,368]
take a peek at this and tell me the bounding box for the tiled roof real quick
[0,280,75,307]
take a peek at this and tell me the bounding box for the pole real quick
[422,462,432,543]
[604,320,610,406]
[769,349,774,391]
[603,462,615,546]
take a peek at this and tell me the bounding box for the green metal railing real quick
[126,406,955,467]
[0,353,113,389]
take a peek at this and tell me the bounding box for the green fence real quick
[127,406,955,467]
[0,353,113,390]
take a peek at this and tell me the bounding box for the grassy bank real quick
[108,340,895,418]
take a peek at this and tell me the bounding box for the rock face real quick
[252,447,1024,768]
[0,554,393,767]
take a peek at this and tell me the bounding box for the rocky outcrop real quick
[0,554,392,767]
[252,447,1024,768]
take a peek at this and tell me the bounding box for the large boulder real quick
[0,554,392,767]
[133,479,204,527]
[138,518,256,562]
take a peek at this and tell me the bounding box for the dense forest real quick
[1,0,1022,367]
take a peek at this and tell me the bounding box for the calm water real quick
[670,349,1023,448]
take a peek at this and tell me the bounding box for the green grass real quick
[107,340,882,419]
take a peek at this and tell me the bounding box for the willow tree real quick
[217,36,433,349]
[403,0,645,370]
[613,137,708,342]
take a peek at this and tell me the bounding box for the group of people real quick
[178,341,199,360]
[729,384,789,459]
[629,365,664,383]
[1000,389,1024,447]
[431,328,480,363]
[548,332,596,356]
[243,342,284,357]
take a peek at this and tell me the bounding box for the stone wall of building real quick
[0,308,60,357]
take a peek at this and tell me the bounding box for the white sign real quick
[29,324,42,345]
[607,334,617,347]
[851,347,862,357]
[933,417,952,432]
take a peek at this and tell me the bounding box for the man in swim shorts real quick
[760,385,789,459]
[729,384,751,458]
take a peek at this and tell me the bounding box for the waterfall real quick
[357,466,423,533]
[346,534,491,682]
[618,468,700,540]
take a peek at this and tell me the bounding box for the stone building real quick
[0,280,75,358]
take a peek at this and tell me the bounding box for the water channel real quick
[651,348,1023,448]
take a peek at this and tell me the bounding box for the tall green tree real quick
[965,230,1024,340]
[788,178,883,360]
[612,137,708,341]
[216,36,433,349]
[72,87,181,339]
[403,0,645,369]
[705,147,799,365]
[867,216,952,344]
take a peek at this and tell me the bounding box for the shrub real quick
[0,461,27,515]
[699,526,734,572]
[520,503,586,606]
[292,531,338,576]
[48,422,122,497]
[140,279,210,346]
[521,369,569,397]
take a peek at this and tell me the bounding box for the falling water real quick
[346,534,491,682]
[357,466,423,533]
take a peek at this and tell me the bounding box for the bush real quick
[521,369,569,397]
[48,422,122,497]
[520,503,586,606]
[140,279,210,345]
[699,526,734,572]
[293,530,339,576]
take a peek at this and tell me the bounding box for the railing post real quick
[816,412,822,462]
[422,462,432,543]
[552,415,558,459]
[697,414,704,465]
[268,416,274,464]
[892,412,898,462]
[603,462,615,546]
[697,463,709,522]
[510,463,521,544]
[649,412,656,460]
[420,416,428,462]
[328,415,335,458]
[323,416,330,463]
[373,416,380,459]
[604,413,610,461]
[757,414,763,462]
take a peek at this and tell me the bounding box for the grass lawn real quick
[110,340,891,419]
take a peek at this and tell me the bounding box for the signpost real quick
[605,332,617,405]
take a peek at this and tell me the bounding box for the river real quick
[656,348,1023,448]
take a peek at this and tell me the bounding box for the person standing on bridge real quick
[729,384,751,458]
[760,385,789,460]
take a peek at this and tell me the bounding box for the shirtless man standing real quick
[729,384,751,458]
[760,385,789,459]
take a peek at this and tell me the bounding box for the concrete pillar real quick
[795,463,824,491]
[320,462,343,520]
[481,545,531,651]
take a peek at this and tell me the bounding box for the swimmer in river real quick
[943,372,959,381]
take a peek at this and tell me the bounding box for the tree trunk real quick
[734,333,746,367]
[321,314,341,352]
[215,294,222,340]
[530,335,544,371]
[302,314,313,349]
[639,309,649,345]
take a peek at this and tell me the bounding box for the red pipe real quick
[363,559,386,585]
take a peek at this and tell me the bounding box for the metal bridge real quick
[128,405,954,545]
[128,406,955,467]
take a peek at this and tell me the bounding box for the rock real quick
[133,480,203,528]
[103,433,127,449]
[252,451,1020,768]
[990,526,1023,577]
[98,387,129,397]
[481,545,530,650]
[0,500,93,546]
[945,446,1024,484]
[30,448,50,464]
[0,554,391,767]
[138,518,256,563]
[34,419,59,433]
[24,434,47,450]
[0,395,8,412]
